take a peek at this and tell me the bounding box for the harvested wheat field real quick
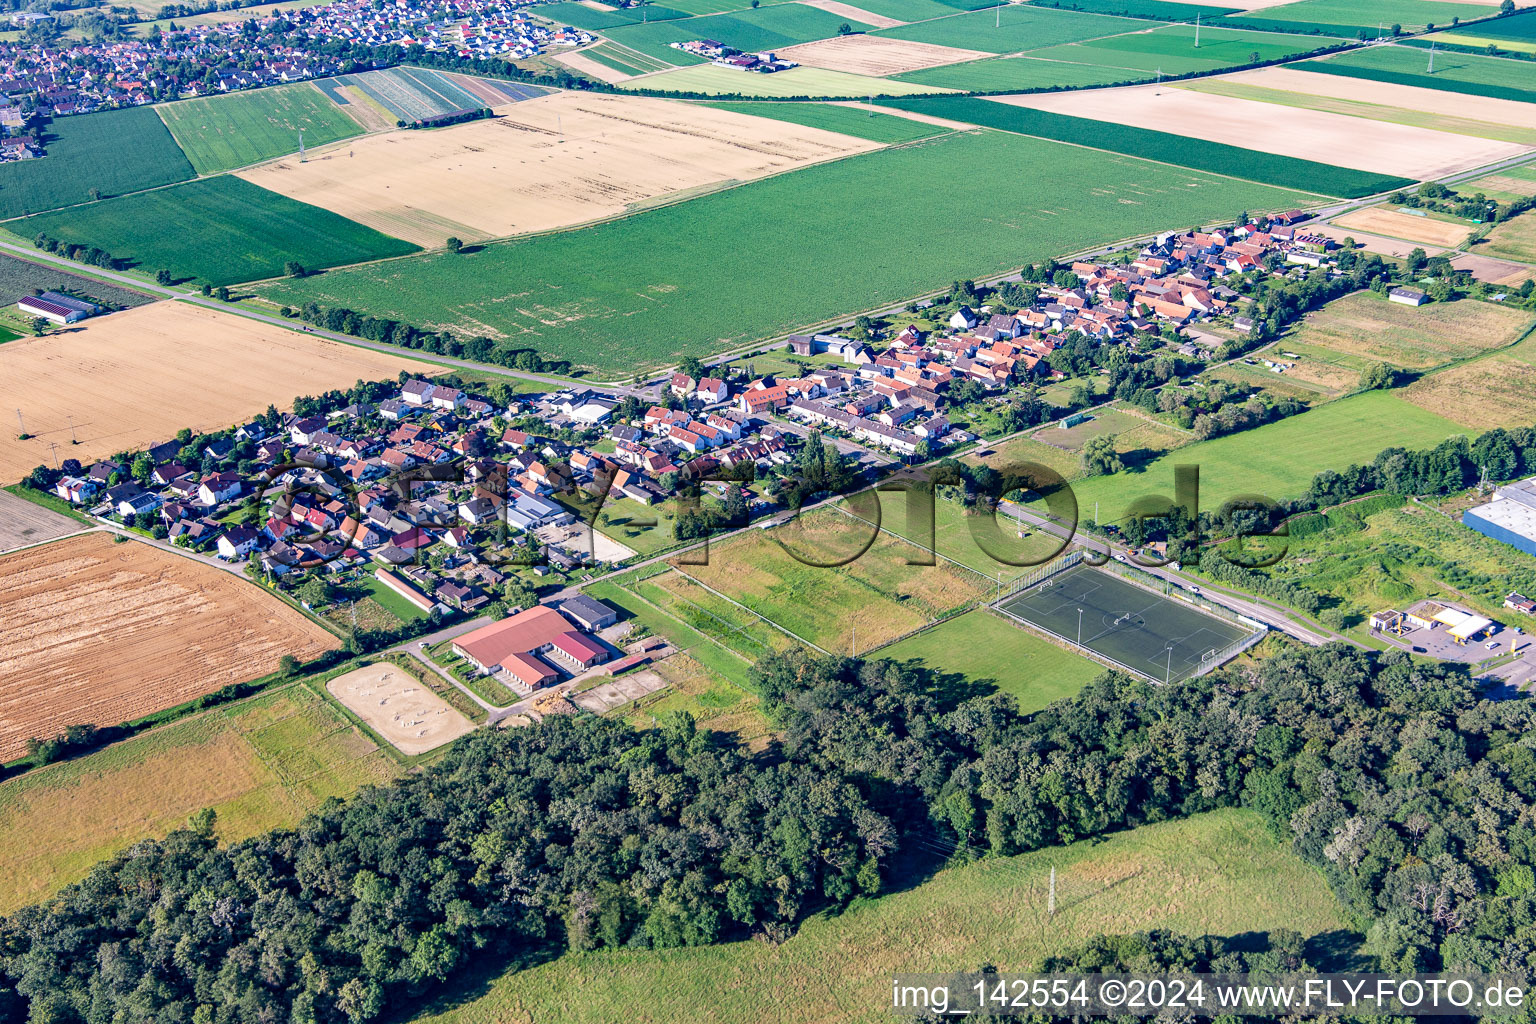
[0,533,335,762]
[1332,207,1473,247]
[797,0,906,27]
[778,35,990,76]
[238,92,882,247]
[327,662,474,754]
[998,86,1531,179]
[1204,67,1536,135]
[1451,252,1536,287]
[0,302,440,484]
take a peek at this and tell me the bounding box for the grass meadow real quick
[401,808,1351,1024]
[258,129,1310,377]
[157,83,365,174]
[0,106,193,219]
[618,652,772,749]
[23,176,420,286]
[887,95,1413,198]
[702,100,948,141]
[1484,211,1536,264]
[0,681,399,913]
[586,577,761,689]
[1054,390,1470,527]
[1281,291,1534,370]
[877,608,1103,711]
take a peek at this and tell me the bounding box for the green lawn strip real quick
[21,176,420,287]
[3,483,93,524]
[701,100,946,142]
[0,106,194,220]
[362,577,430,622]
[883,95,1412,198]
[874,608,1102,712]
[157,83,365,175]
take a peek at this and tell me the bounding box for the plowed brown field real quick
[0,534,335,761]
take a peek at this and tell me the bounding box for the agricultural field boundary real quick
[883,94,1417,197]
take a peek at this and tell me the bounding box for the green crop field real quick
[894,53,1147,89]
[843,0,970,19]
[874,4,1151,52]
[0,106,194,220]
[1055,390,1469,527]
[157,83,365,175]
[400,809,1350,1024]
[23,176,419,286]
[604,3,876,63]
[1432,9,1536,53]
[887,95,1413,198]
[1030,0,1240,18]
[0,681,398,914]
[661,0,783,14]
[1023,21,1339,76]
[537,1,688,28]
[878,608,1102,711]
[625,62,951,94]
[1226,0,1491,34]
[1296,44,1536,104]
[702,100,948,141]
[258,129,1309,377]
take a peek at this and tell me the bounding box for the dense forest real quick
[2,642,1534,1023]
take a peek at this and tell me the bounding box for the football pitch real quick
[997,565,1251,681]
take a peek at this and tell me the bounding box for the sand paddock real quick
[327,663,474,754]
[0,533,335,762]
[997,86,1531,180]
[797,0,906,28]
[0,301,440,484]
[1332,207,1473,247]
[237,92,882,247]
[777,34,991,76]
[1215,67,1536,133]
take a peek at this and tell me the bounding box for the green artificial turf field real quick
[998,564,1251,680]
[0,106,194,220]
[22,176,420,286]
[157,83,365,175]
[256,129,1309,377]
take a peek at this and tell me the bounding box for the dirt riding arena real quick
[0,533,335,762]
[997,87,1531,180]
[777,35,991,76]
[326,663,473,755]
[1331,207,1473,248]
[1450,252,1536,287]
[237,92,883,247]
[0,302,440,484]
[1213,67,1536,133]
[0,489,81,554]
[570,668,668,713]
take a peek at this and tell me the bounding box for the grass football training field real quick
[0,106,194,220]
[999,565,1251,680]
[22,175,419,286]
[257,129,1311,377]
[877,608,1103,711]
[157,82,365,175]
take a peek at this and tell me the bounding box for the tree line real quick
[289,301,570,376]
